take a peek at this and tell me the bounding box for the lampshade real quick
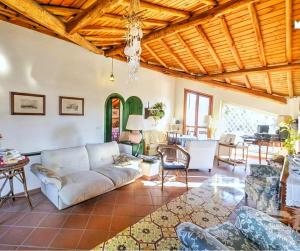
[276,115,292,126]
[126,115,144,131]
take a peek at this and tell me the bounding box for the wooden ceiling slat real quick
[287,71,294,97]
[286,0,292,63]
[143,44,168,68]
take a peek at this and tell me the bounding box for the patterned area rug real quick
[93,175,245,250]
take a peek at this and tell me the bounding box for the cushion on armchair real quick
[249,164,281,177]
[235,206,300,251]
[176,222,229,251]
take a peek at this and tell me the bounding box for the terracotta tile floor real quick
[0,162,252,250]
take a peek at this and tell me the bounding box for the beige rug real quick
[93,175,244,250]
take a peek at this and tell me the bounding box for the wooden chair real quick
[157,144,190,190]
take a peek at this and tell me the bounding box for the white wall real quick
[174,78,296,129]
[0,22,175,192]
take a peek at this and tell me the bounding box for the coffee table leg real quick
[9,171,15,201]
[20,169,33,209]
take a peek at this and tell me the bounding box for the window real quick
[183,89,213,138]
[221,103,277,136]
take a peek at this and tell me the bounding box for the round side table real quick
[0,157,33,209]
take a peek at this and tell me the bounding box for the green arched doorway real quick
[104,93,125,142]
[123,96,143,131]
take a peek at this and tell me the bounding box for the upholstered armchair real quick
[245,164,282,213]
[177,206,300,251]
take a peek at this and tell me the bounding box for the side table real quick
[140,159,160,180]
[0,158,33,209]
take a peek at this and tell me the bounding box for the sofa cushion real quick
[93,165,140,187]
[59,171,114,205]
[41,146,90,176]
[235,206,300,251]
[86,142,120,169]
[207,222,259,250]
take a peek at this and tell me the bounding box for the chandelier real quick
[124,0,143,80]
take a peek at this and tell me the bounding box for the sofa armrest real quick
[30,163,63,190]
[176,222,229,251]
[249,164,280,177]
[235,206,300,250]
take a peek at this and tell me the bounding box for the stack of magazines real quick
[0,149,25,166]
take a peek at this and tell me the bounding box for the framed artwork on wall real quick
[10,92,46,115]
[59,96,84,116]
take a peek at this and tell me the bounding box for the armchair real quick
[245,164,282,213]
[177,206,300,250]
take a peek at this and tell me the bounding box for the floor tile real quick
[72,200,96,215]
[86,215,112,231]
[0,212,26,226]
[114,204,136,216]
[0,244,17,250]
[110,216,141,232]
[63,214,90,229]
[134,195,153,205]
[115,194,135,204]
[49,229,83,249]
[77,230,109,250]
[151,196,170,206]
[38,213,68,228]
[22,227,58,247]
[134,205,154,217]
[92,203,114,215]
[0,227,34,245]
[15,213,46,227]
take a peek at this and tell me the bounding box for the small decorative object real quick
[124,0,143,80]
[59,96,84,116]
[11,92,45,115]
[149,102,166,121]
[109,58,115,82]
[126,114,144,144]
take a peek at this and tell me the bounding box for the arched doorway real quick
[104,93,125,142]
[123,96,143,131]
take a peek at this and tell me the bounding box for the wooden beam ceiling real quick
[287,71,294,98]
[0,0,103,54]
[143,44,167,68]
[244,75,252,89]
[66,0,123,34]
[219,15,244,69]
[106,0,257,57]
[286,0,292,63]
[265,72,272,94]
[248,3,267,67]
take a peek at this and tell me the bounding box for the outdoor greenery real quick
[281,118,300,155]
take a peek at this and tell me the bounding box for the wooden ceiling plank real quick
[265,72,272,94]
[42,5,81,16]
[143,44,168,68]
[66,0,123,34]
[160,39,189,73]
[113,55,286,104]
[195,25,224,72]
[1,0,103,54]
[201,0,217,6]
[199,63,300,80]
[244,75,252,89]
[287,71,294,97]
[176,33,207,74]
[106,0,257,56]
[248,3,267,66]
[220,15,244,69]
[121,0,190,18]
[286,0,292,63]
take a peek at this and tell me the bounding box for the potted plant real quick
[280,118,300,155]
[149,102,166,121]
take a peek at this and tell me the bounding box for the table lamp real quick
[126,115,144,144]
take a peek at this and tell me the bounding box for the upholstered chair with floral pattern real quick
[245,164,282,213]
[176,206,300,251]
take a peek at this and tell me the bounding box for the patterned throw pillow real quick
[113,154,139,167]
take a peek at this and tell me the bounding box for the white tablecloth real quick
[286,170,300,207]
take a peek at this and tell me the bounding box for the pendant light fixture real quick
[109,58,115,82]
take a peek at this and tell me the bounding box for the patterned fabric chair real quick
[177,206,300,251]
[245,164,282,213]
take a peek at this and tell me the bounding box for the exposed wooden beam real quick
[220,15,244,69]
[121,0,190,18]
[248,3,267,66]
[286,0,292,63]
[287,71,294,98]
[81,25,126,33]
[1,0,103,54]
[143,44,167,68]
[201,0,217,6]
[113,55,287,104]
[195,25,224,72]
[85,37,124,42]
[106,0,257,57]
[176,33,207,74]
[199,63,300,80]
[160,39,189,72]
[66,0,123,34]
[265,72,272,94]
[244,75,252,89]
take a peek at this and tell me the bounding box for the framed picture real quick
[10,92,45,115]
[59,96,84,116]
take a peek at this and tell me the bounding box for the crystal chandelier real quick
[124,0,143,80]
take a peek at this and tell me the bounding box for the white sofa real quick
[185,140,217,172]
[31,142,141,210]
